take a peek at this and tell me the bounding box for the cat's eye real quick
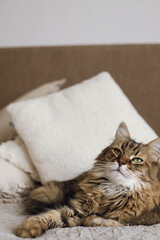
[114,148,121,156]
[132,158,143,163]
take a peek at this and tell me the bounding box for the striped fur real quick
[17,122,160,238]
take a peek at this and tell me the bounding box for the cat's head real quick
[96,122,160,190]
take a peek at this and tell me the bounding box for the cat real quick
[17,122,160,238]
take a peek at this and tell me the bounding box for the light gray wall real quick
[0,0,160,47]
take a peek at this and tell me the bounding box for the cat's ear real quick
[147,137,160,160]
[115,122,130,141]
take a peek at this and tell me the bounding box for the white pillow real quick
[7,72,157,183]
[0,79,66,143]
[0,136,40,198]
[0,158,35,195]
[0,136,39,182]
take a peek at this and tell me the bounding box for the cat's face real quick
[96,122,160,190]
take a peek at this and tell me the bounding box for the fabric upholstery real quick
[0,45,160,134]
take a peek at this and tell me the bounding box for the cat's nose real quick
[117,156,128,166]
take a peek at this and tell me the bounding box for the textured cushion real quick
[0,79,65,143]
[7,72,157,183]
[0,136,40,197]
[0,159,34,195]
[0,136,39,182]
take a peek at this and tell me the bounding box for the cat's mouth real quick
[113,167,126,177]
[117,168,124,175]
[110,163,130,179]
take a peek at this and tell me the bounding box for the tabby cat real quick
[17,122,160,238]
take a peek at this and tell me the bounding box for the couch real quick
[0,44,160,239]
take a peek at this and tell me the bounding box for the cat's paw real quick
[102,219,123,227]
[93,218,123,227]
[16,217,47,238]
[82,215,123,227]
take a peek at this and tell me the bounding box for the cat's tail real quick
[25,181,65,214]
[24,180,76,214]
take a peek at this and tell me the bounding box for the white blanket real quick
[0,201,160,240]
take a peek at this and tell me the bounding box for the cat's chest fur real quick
[71,180,159,224]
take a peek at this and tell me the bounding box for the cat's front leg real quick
[16,210,64,238]
[82,214,123,227]
[17,205,82,238]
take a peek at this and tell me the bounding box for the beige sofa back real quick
[0,45,160,135]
